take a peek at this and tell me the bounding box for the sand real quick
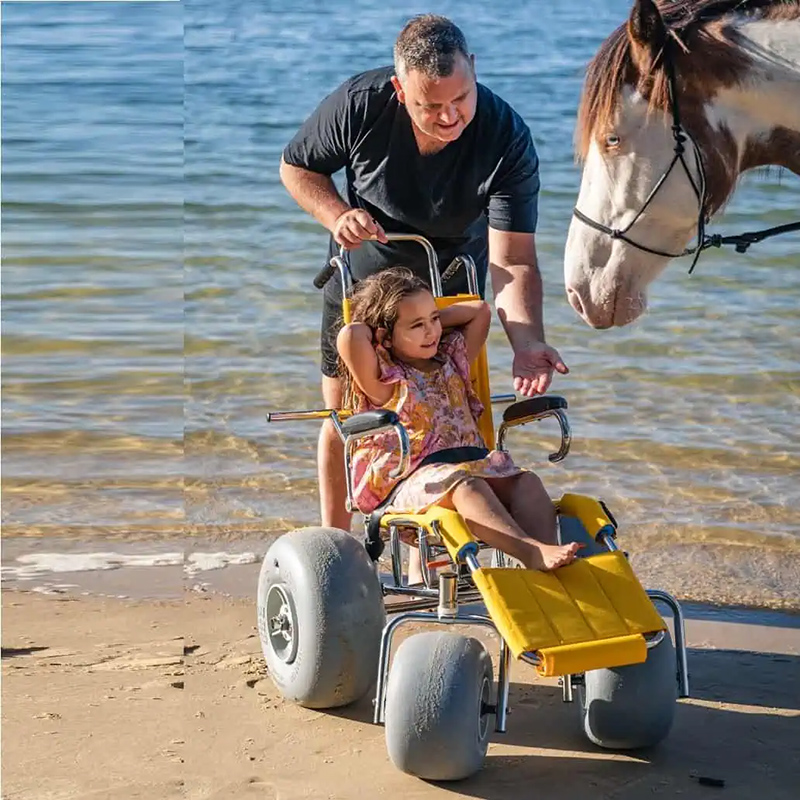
[2,590,799,800]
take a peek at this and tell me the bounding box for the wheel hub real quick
[477,676,491,740]
[264,585,298,663]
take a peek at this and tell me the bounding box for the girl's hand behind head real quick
[373,326,389,349]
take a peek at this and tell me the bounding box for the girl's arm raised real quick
[439,300,491,363]
[336,323,394,406]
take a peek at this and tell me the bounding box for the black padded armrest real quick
[502,395,567,425]
[341,410,399,437]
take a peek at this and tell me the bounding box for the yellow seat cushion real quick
[557,493,615,539]
[470,552,666,674]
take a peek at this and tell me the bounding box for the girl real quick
[337,268,579,572]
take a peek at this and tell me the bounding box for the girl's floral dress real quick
[350,330,525,514]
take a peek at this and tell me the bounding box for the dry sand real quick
[2,591,799,800]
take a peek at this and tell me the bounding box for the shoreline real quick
[3,532,800,614]
[2,589,799,800]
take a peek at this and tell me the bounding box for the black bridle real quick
[573,45,800,274]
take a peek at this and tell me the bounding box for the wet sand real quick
[3,534,799,611]
[2,590,799,800]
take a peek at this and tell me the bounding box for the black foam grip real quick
[341,410,399,437]
[313,263,336,289]
[502,395,567,424]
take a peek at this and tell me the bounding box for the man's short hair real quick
[394,15,470,79]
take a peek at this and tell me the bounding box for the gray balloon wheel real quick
[579,631,678,749]
[384,631,493,781]
[257,527,385,709]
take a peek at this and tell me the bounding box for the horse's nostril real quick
[566,287,584,317]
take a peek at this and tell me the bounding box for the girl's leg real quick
[444,477,578,571]
[407,544,424,585]
[486,472,558,545]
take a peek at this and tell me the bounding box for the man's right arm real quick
[279,158,387,249]
[279,158,350,232]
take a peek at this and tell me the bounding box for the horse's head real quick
[565,0,750,328]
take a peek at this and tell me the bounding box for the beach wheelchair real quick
[257,234,690,781]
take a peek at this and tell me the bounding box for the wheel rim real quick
[477,675,491,741]
[265,584,298,664]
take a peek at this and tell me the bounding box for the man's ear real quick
[390,74,406,105]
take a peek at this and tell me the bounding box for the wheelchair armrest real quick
[497,395,571,463]
[340,410,399,437]
[341,412,411,512]
[502,395,567,424]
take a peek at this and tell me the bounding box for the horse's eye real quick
[606,133,621,148]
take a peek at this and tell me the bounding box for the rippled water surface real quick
[2,0,799,608]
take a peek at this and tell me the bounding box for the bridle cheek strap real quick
[572,49,709,272]
[572,126,707,267]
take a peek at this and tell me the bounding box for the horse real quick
[564,0,799,329]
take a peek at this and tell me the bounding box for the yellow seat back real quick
[436,295,494,446]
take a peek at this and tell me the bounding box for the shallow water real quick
[2,0,799,608]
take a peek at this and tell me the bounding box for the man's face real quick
[392,53,478,144]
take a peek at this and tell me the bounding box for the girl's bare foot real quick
[521,541,580,571]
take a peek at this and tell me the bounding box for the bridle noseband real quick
[573,43,800,273]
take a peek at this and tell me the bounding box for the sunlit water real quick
[2,0,799,609]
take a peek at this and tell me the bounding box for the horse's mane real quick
[576,0,800,159]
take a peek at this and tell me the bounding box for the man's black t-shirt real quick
[283,66,540,299]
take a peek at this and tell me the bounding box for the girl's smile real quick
[385,289,442,364]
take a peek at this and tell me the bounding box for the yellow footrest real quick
[470,551,666,673]
[378,506,665,677]
[537,633,646,677]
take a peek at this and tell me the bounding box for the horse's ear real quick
[627,0,667,66]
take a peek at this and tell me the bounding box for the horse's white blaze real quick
[565,13,800,329]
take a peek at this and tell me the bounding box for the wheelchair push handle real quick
[312,262,337,290]
[312,233,479,298]
[313,254,353,293]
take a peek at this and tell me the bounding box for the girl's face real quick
[385,290,442,362]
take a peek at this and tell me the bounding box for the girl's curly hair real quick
[337,267,431,409]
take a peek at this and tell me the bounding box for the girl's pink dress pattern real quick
[350,331,524,514]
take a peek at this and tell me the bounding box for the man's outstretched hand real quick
[512,342,569,396]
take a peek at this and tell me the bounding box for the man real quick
[280,14,568,532]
